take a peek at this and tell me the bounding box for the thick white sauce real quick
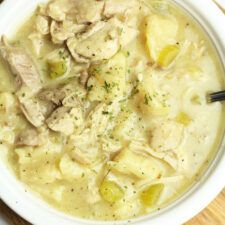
[0,0,224,221]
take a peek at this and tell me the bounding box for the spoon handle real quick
[209,91,225,102]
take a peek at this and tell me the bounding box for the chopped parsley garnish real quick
[130,86,139,98]
[58,50,67,60]
[93,67,101,74]
[103,81,111,93]
[144,94,152,105]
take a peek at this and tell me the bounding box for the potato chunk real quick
[100,180,124,203]
[59,154,85,179]
[87,52,126,102]
[112,108,140,141]
[146,15,179,64]
[0,92,16,112]
[132,82,169,117]
[112,148,164,179]
[140,183,164,207]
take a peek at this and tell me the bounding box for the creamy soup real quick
[0,0,224,221]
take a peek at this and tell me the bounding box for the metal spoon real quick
[209,91,225,103]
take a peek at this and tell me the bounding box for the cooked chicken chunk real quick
[67,22,119,62]
[67,18,138,63]
[79,21,106,39]
[38,79,86,106]
[38,87,63,105]
[38,84,72,105]
[104,0,137,17]
[79,70,89,87]
[47,0,104,24]
[50,20,86,44]
[73,0,104,24]
[0,36,41,90]
[19,98,45,127]
[36,15,50,35]
[47,0,73,21]
[16,128,45,146]
[59,154,86,179]
[46,106,83,135]
[62,93,82,107]
[28,32,44,56]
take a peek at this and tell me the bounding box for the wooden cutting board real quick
[0,188,225,225]
[0,0,224,225]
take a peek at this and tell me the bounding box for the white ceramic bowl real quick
[0,0,224,225]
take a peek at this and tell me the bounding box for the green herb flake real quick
[144,94,152,105]
[93,67,101,74]
[103,81,111,93]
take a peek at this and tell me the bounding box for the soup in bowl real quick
[0,0,224,224]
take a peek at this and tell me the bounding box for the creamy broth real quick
[0,0,224,221]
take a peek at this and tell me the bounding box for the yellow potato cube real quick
[146,15,178,63]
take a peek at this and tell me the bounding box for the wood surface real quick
[0,0,224,225]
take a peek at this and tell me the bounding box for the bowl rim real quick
[0,0,224,225]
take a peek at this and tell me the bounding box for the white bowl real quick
[0,0,224,225]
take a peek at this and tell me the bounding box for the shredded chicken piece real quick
[28,32,44,56]
[47,0,73,21]
[37,4,48,17]
[38,88,63,105]
[104,0,137,17]
[50,20,86,44]
[16,128,45,146]
[36,15,50,35]
[79,70,89,87]
[73,0,104,24]
[67,20,118,62]
[62,93,82,107]
[130,141,178,170]
[78,21,106,40]
[19,98,45,127]
[47,0,104,24]
[38,81,76,105]
[67,18,138,63]
[46,106,83,135]
[0,36,41,90]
